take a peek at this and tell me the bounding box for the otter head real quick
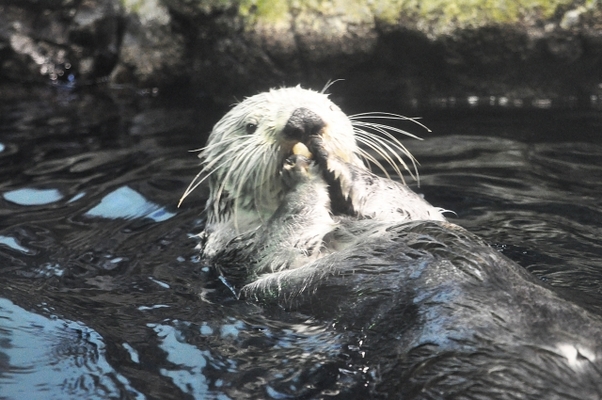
[181,86,423,235]
[190,87,364,229]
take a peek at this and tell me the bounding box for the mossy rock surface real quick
[1,0,601,106]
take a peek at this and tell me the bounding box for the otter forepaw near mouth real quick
[305,136,356,215]
[281,154,320,188]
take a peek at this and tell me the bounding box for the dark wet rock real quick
[0,0,121,84]
[110,11,187,87]
[1,0,602,106]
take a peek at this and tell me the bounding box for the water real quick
[1,86,601,399]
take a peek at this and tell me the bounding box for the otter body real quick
[185,87,602,398]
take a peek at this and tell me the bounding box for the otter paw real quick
[281,155,317,188]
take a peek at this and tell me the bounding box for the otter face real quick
[210,86,361,165]
[184,87,361,227]
[181,86,424,233]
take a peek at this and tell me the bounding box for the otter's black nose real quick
[282,108,325,140]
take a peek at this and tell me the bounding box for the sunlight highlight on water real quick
[3,188,63,206]
[85,186,176,221]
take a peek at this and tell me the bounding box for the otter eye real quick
[245,123,257,134]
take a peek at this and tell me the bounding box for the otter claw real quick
[281,155,315,187]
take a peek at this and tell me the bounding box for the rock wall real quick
[1,0,601,106]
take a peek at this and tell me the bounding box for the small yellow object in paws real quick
[292,142,313,159]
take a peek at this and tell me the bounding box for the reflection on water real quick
[0,298,144,400]
[84,186,175,221]
[3,188,64,205]
[0,87,601,399]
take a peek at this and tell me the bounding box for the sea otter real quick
[182,86,602,398]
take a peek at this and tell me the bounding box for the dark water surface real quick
[1,86,601,399]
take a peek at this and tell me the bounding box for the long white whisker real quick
[355,134,401,173]
[212,140,256,218]
[321,79,344,94]
[352,120,423,142]
[225,135,273,230]
[201,139,253,174]
[350,112,431,133]
[353,121,421,156]
[355,134,405,181]
[355,129,418,175]
[256,143,278,222]
[356,146,394,181]
[178,169,205,207]
[187,135,245,154]
[252,146,271,223]
[234,146,264,228]
[351,115,426,183]
[178,155,236,207]
[178,138,252,206]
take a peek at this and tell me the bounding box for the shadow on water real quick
[0,85,601,399]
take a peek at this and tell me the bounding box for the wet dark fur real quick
[243,220,602,398]
[210,155,602,399]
